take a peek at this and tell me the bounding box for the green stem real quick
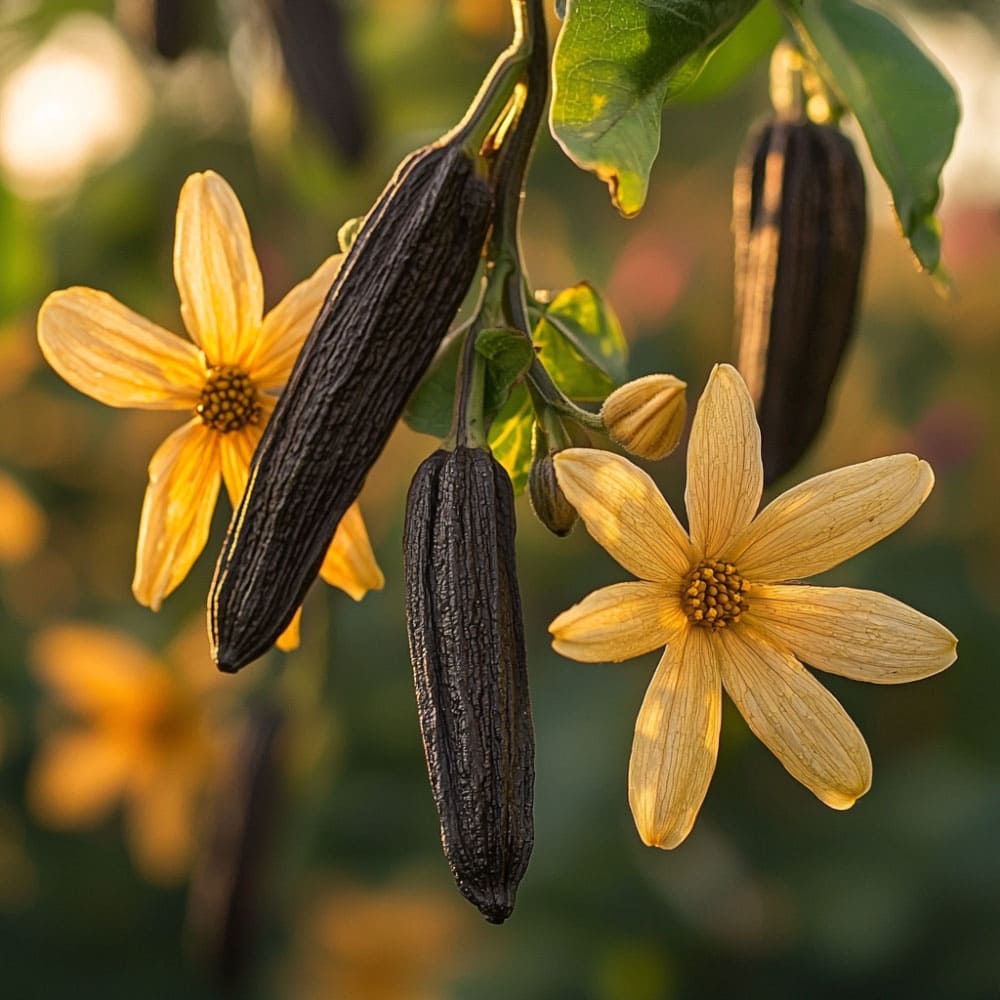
[450,3,532,154]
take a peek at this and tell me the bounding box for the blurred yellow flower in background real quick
[0,470,46,565]
[28,621,236,883]
[285,880,477,1000]
[550,364,957,850]
[36,170,383,650]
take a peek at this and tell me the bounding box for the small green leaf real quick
[782,0,959,273]
[534,283,629,401]
[488,384,535,495]
[404,328,535,439]
[675,1,783,104]
[550,0,756,215]
[404,329,464,438]
[337,215,364,253]
[476,327,535,415]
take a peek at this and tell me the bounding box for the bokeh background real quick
[1,0,998,997]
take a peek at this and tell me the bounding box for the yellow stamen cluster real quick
[681,559,750,629]
[196,365,261,433]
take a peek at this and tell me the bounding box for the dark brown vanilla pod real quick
[266,0,370,164]
[185,709,282,990]
[210,137,493,673]
[404,446,534,924]
[734,117,867,486]
[529,450,577,537]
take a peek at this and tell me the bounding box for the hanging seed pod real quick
[265,0,371,164]
[529,448,577,537]
[210,136,493,673]
[733,117,867,485]
[404,446,534,924]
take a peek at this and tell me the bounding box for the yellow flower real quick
[36,170,383,650]
[28,621,234,883]
[550,364,957,850]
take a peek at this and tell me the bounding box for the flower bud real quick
[529,450,577,537]
[601,374,687,461]
[404,446,534,924]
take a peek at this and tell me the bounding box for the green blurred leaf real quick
[534,283,628,402]
[488,384,535,495]
[550,0,756,215]
[675,1,783,104]
[782,0,959,274]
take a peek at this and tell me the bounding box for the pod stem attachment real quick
[450,1,535,155]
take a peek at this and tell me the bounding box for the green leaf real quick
[782,0,959,274]
[550,0,756,215]
[337,215,364,253]
[403,328,464,438]
[404,328,535,439]
[488,384,535,495]
[675,1,783,104]
[476,327,536,416]
[534,282,628,401]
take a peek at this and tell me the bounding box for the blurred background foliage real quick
[0,0,998,997]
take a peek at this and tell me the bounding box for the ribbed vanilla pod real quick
[404,446,534,923]
[734,118,867,485]
[210,138,493,672]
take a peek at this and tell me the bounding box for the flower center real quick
[196,365,261,434]
[681,559,750,630]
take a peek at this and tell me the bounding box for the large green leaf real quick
[675,0,783,104]
[488,384,535,495]
[534,282,628,401]
[550,0,756,215]
[782,0,959,274]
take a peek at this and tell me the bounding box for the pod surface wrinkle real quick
[405,446,534,924]
[211,143,492,671]
[734,118,867,486]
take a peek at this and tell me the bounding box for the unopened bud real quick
[529,451,577,536]
[601,374,687,461]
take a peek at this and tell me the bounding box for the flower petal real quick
[251,253,343,389]
[219,423,263,509]
[749,585,957,684]
[133,420,221,611]
[276,610,301,652]
[554,449,696,582]
[28,731,131,827]
[173,171,264,367]
[729,455,934,582]
[549,582,684,663]
[30,624,162,716]
[628,627,722,849]
[37,288,204,408]
[685,363,763,558]
[319,503,385,600]
[127,758,200,883]
[718,624,872,809]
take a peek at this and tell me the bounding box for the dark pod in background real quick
[210,135,493,673]
[265,0,371,165]
[733,118,867,486]
[404,446,534,924]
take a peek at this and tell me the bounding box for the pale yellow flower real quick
[28,621,234,883]
[550,363,957,850]
[36,171,383,649]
